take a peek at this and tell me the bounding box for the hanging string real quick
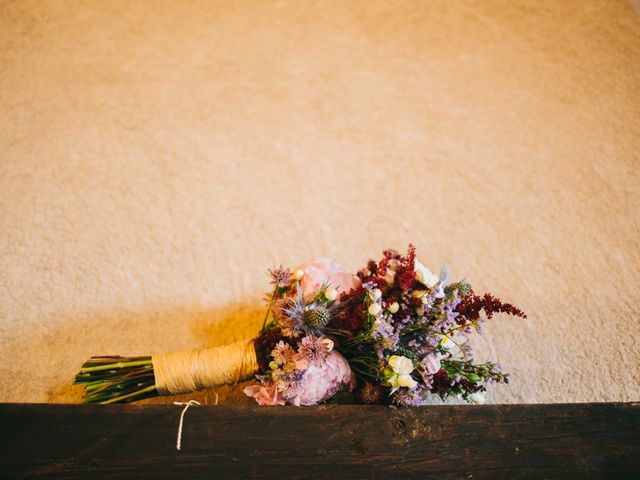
[173,393,218,451]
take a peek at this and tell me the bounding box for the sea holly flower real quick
[283,285,341,336]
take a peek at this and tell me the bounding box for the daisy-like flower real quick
[297,335,328,367]
[279,317,302,338]
[271,341,294,366]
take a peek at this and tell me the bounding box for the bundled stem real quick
[74,356,159,404]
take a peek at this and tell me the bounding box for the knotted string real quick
[173,393,218,451]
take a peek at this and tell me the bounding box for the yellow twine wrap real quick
[152,339,258,395]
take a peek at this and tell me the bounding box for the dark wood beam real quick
[1,402,638,479]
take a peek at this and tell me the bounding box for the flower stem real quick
[98,385,157,404]
[79,360,152,373]
[262,287,277,329]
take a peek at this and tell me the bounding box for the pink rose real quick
[294,351,356,406]
[243,383,285,406]
[295,257,361,298]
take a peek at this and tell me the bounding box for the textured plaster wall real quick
[0,0,638,404]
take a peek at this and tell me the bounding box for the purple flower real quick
[392,385,427,406]
[372,315,399,350]
[269,266,292,288]
[297,335,327,367]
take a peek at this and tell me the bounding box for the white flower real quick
[414,260,439,288]
[388,355,413,374]
[387,355,418,392]
[397,374,417,388]
[468,392,486,404]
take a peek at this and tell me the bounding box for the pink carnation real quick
[295,257,361,298]
[243,383,285,406]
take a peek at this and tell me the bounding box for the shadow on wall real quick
[43,302,265,405]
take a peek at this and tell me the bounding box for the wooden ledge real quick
[1,402,638,479]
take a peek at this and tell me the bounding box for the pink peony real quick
[293,351,355,406]
[244,351,355,406]
[243,383,285,406]
[295,257,361,298]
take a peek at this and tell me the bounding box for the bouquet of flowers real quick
[74,245,526,405]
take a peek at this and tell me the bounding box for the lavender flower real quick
[372,314,399,351]
[392,385,427,406]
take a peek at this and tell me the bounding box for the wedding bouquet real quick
[74,245,526,405]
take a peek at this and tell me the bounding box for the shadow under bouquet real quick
[75,245,526,405]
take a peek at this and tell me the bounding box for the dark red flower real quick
[456,292,527,323]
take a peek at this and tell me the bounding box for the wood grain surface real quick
[1,403,638,479]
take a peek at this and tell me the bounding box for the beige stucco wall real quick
[1,0,638,404]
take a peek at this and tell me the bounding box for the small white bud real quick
[321,338,334,352]
[293,268,305,281]
[324,287,338,301]
[368,303,382,316]
[371,288,382,300]
[388,302,400,314]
